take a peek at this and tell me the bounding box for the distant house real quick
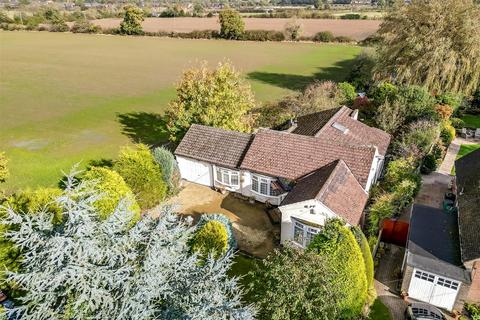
[174,106,390,248]
[400,149,480,312]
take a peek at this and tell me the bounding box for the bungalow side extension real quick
[174,106,391,248]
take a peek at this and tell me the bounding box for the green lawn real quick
[461,114,480,128]
[228,253,258,303]
[0,32,361,192]
[451,144,480,175]
[368,299,392,320]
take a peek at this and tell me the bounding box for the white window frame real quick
[214,167,240,187]
[292,220,320,248]
[251,174,270,196]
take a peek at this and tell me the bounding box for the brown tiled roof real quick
[291,107,342,136]
[281,160,368,225]
[174,124,253,169]
[240,129,376,188]
[455,148,480,262]
[315,106,391,156]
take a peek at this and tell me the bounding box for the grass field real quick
[461,114,480,128]
[0,32,361,191]
[92,17,381,40]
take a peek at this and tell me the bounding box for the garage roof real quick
[174,124,253,169]
[454,148,480,263]
[407,204,470,283]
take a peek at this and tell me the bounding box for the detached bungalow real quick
[174,106,391,248]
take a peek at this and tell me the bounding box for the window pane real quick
[223,172,229,184]
[294,223,304,245]
[216,168,222,183]
[252,176,259,192]
[305,228,319,246]
[231,173,239,186]
[260,181,268,195]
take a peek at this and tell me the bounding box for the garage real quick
[408,268,460,311]
[177,157,212,187]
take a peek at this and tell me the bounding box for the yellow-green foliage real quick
[368,193,395,235]
[114,144,167,210]
[83,167,141,222]
[165,61,255,142]
[383,158,418,191]
[376,0,480,95]
[352,227,376,305]
[190,220,228,259]
[308,220,368,318]
[219,8,245,39]
[440,121,456,146]
[0,151,8,183]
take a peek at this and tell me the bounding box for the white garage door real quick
[177,157,212,187]
[409,269,460,311]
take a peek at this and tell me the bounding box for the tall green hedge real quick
[83,167,141,222]
[114,144,167,210]
[308,219,368,318]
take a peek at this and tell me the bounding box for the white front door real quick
[408,268,460,311]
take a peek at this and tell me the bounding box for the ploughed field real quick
[93,17,381,41]
[0,32,361,191]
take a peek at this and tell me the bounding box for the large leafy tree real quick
[219,8,244,39]
[119,5,144,35]
[0,172,255,319]
[375,0,480,95]
[165,62,255,143]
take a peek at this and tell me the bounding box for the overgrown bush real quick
[450,117,465,129]
[367,193,395,235]
[434,104,453,121]
[436,92,463,111]
[113,144,167,209]
[242,29,285,41]
[283,18,302,41]
[5,187,62,222]
[82,167,140,222]
[383,158,419,191]
[440,121,455,146]
[391,179,420,210]
[395,120,440,159]
[338,82,356,105]
[71,19,101,33]
[375,100,406,134]
[152,146,180,194]
[465,303,480,320]
[313,31,335,42]
[370,82,398,106]
[334,35,354,43]
[190,220,228,259]
[397,85,436,121]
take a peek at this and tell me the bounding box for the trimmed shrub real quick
[195,213,237,251]
[6,187,62,223]
[113,144,168,209]
[338,82,356,105]
[313,31,334,42]
[82,167,141,222]
[308,219,368,318]
[190,220,228,259]
[440,121,456,146]
[351,226,376,304]
[152,146,180,194]
[370,82,398,106]
[421,142,446,174]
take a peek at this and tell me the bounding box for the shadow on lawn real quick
[247,58,357,92]
[117,112,169,147]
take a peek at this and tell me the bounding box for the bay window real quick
[293,221,320,247]
[251,174,286,197]
[215,167,240,187]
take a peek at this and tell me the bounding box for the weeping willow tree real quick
[375,0,480,95]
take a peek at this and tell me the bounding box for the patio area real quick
[167,182,279,257]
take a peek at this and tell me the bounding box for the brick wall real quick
[466,259,480,303]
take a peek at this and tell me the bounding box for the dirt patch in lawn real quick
[93,17,381,40]
[167,182,278,257]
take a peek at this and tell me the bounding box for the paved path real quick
[438,137,478,175]
[374,244,408,320]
